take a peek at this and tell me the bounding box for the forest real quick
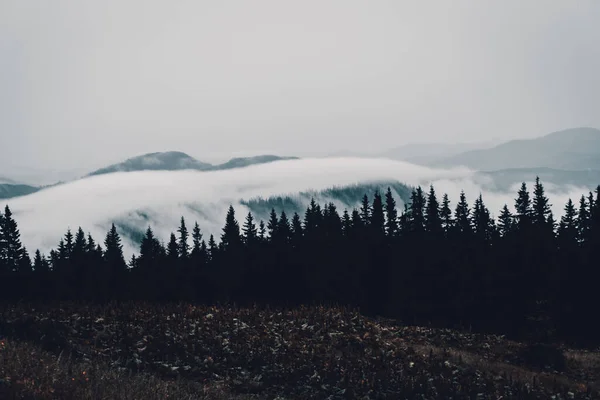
[1,177,599,347]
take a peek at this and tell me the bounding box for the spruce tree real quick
[191,222,203,257]
[1,205,24,273]
[33,250,50,274]
[104,223,127,271]
[577,195,590,244]
[242,212,258,245]
[64,228,74,260]
[291,212,304,241]
[221,205,241,249]
[207,234,218,261]
[177,217,190,259]
[167,232,179,261]
[384,187,399,237]
[267,209,279,239]
[341,210,352,236]
[440,193,453,235]
[515,182,533,229]
[370,190,386,236]
[425,185,443,236]
[278,211,292,244]
[408,187,426,233]
[532,177,552,227]
[360,194,371,226]
[258,221,266,242]
[497,204,514,238]
[454,191,471,235]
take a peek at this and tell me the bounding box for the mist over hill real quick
[3,157,591,259]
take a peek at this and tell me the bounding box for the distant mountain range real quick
[431,127,600,171]
[0,153,298,200]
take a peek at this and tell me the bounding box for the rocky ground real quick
[1,303,599,399]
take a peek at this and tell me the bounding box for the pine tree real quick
[515,182,533,229]
[341,210,352,236]
[221,205,241,249]
[360,194,371,226]
[472,194,494,242]
[208,234,218,261]
[384,187,399,237]
[104,223,127,271]
[278,211,292,244]
[267,209,279,239]
[408,187,426,233]
[440,193,453,234]
[258,221,266,242]
[497,204,514,237]
[33,250,50,274]
[454,191,471,235]
[425,185,443,236]
[191,222,203,257]
[177,217,190,259]
[73,227,87,257]
[370,190,386,236]
[291,212,304,241]
[64,228,74,260]
[577,195,590,244]
[167,232,179,261]
[242,212,258,245]
[0,206,24,273]
[17,248,32,274]
[532,177,552,226]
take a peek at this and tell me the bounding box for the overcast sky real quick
[1,0,599,175]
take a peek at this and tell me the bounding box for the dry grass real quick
[0,339,258,400]
[1,303,599,399]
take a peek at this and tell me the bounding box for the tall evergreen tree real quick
[221,205,241,249]
[191,222,203,257]
[497,205,514,238]
[267,209,279,239]
[242,212,258,245]
[454,191,471,235]
[360,194,371,226]
[515,182,533,229]
[258,221,266,242]
[167,232,179,261]
[425,185,443,236]
[291,212,304,241]
[0,206,24,273]
[532,177,552,226]
[177,217,190,259]
[384,187,399,237]
[440,193,453,235]
[370,190,386,236]
[104,223,127,271]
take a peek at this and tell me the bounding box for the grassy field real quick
[1,303,599,399]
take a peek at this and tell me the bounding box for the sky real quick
[1,0,599,178]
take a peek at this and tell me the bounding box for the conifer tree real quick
[532,177,552,227]
[454,191,471,235]
[104,223,127,271]
[360,194,371,226]
[341,210,352,236]
[258,221,266,242]
[0,206,24,272]
[33,250,50,274]
[167,232,179,261]
[384,187,399,237]
[208,234,218,261]
[370,190,386,236]
[17,248,32,274]
[177,217,190,259]
[242,212,258,245]
[221,205,241,249]
[408,187,426,233]
[515,182,533,229]
[267,209,279,238]
[497,204,514,238]
[440,193,453,234]
[278,211,292,244]
[291,212,304,241]
[64,228,74,260]
[191,222,203,257]
[472,194,494,243]
[425,185,443,236]
[577,195,590,244]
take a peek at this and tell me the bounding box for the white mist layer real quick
[3,158,591,257]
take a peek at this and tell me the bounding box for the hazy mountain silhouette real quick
[433,127,600,171]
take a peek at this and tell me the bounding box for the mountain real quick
[88,151,213,176]
[434,127,600,171]
[88,152,297,177]
[0,183,41,200]
[474,167,600,192]
[214,155,298,170]
[379,141,497,165]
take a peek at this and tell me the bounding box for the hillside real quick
[380,141,496,165]
[1,303,597,399]
[0,183,41,200]
[88,152,297,177]
[87,151,213,176]
[434,127,600,171]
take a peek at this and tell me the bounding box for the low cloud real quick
[4,158,591,257]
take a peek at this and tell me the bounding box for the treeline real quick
[1,178,600,346]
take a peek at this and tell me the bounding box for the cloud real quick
[4,158,592,257]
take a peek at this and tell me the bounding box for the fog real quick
[3,158,590,257]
